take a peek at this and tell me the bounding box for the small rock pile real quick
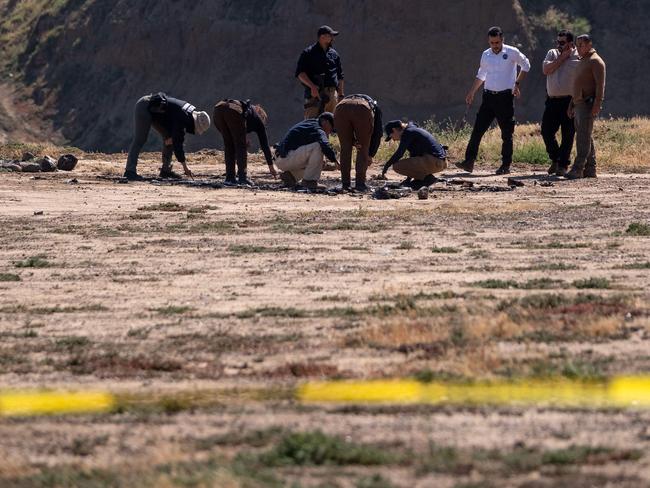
[0,152,78,173]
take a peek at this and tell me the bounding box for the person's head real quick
[192,110,211,135]
[487,26,504,53]
[253,105,268,125]
[575,34,593,57]
[318,112,335,135]
[384,120,406,142]
[556,29,574,51]
[317,25,338,49]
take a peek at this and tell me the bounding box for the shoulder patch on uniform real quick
[503,53,508,60]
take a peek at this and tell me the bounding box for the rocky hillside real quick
[0,0,647,153]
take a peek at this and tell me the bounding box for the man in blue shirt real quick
[295,26,344,119]
[274,112,339,191]
[380,121,447,189]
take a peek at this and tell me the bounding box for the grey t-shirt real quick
[544,48,580,97]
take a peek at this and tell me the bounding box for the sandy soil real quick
[0,153,649,487]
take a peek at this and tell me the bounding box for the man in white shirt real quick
[456,26,531,175]
[542,30,580,176]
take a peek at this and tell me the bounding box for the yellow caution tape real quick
[0,391,115,416]
[298,376,650,408]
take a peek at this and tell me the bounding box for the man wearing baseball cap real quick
[380,120,447,189]
[295,25,345,119]
[124,92,211,181]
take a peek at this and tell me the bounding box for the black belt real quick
[484,89,512,95]
[548,95,572,99]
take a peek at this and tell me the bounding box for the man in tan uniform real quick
[566,34,606,179]
[333,94,383,191]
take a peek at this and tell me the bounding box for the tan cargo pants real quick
[393,153,447,179]
[304,87,338,119]
[275,142,324,182]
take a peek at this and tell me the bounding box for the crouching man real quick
[124,92,211,181]
[380,120,447,189]
[333,94,383,192]
[274,112,339,191]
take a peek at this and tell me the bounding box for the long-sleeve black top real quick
[244,108,274,165]
[276,119,337,162]
[151,96,196,163]
[383,123,446,173]
[295,43,344,98]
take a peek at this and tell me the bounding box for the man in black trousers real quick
[541,30,580,176]
[456,26,530,175]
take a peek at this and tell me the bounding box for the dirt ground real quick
[1,153,649,487]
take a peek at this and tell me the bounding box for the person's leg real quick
[224,110,249,183]
[558,97,576,172]
[214,104,237,182]
[394,154,445,179]
[334,103,354,188]
[302,142,325,182]
[323,88,338,114]
[275,144,310,181]
[567,103,594,179]
[161,141,173,173]
[541,97,562,173]
[125,97,152,175]
[584,136,597,177]
[352,103,373,189]
[494,91,515,173]
[462,93,496,169]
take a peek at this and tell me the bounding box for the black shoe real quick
[455,160,474,173]
[495,165,511,175]
[123,170,144,181]
[410,179,425,190]
[421,174,437,186]
[398,177,412,188]
[238,176,254,186]
[354,182,369,192]
[583,166,597,178]
[223,177,238,186]
[279,171,297,188]
[547,161,559,175]
[555,165,569,177]
[159,169,182,179]
[565,169,584,180]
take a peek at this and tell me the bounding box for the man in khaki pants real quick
[274,112,339,191]
[380,120,447,189]
[333,94,383,192]
[566,34,606,179]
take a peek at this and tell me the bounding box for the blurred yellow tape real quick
[0,391,115,416]
[298,376,650,408]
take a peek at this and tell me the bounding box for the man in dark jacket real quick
[274,112,339,191]
[124,93,211,181]
[381,121,447,189]
[333,94,383,192]
[295,25,344,119]
[213,99,277,186]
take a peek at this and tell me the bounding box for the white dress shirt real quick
[476,44,531,92]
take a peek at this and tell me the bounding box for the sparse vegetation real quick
[626,222,650,236]
[14,255,51,268]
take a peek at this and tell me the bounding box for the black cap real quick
[318,112,335,127]
[384,120,403,141]
[317,25,339,37]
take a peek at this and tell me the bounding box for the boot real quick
[223,176,238,186]
[455,160,474,173]
[279,171,297,188]
[565,162,585,180]
[583,163,597,178]
[123,170,144,181]
[547,160,559,175]
[555,164,569,177]
[354,182,369,192]
[159,168,182,179]
[495,164,511,175]
[302,179,326,191]
[421,174,437,186]
[398,177,412,188]
[238,174,254,186]
[410,179,425,190]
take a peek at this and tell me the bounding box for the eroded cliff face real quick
[1,0,646,152]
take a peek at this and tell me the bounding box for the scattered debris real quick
[417,186,429,200]
[37,156,57,172]
[373,186,412,200]
[0,161,22,172]
[57,154,78,171]
[448,179,475,188]
[33,210,44,215]
[66,178,79,184]
[21,152,35,161]
[507,177,525,187]
[540,181,555,187]
[20,162,42,173]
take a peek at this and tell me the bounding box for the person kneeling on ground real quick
[333,94,383,192]
[124,92,211,181]
[213,99,277,186]
[380,120,447,189]
[274,112,339,191]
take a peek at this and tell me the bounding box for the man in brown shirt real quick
[566,34,606,179]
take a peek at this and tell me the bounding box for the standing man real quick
[274,112,339,191]
[566,34,606,179]
[542,30,580,176]
[333,94,383,192]
[213,99,277,186]
[124,92,211,181]
[295,25,344,119]
[456,26,531,175]
[381,120,447,189]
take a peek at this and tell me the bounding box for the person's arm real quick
[467,53,487,105]
[171,124,192,176]
[592,59,606,116]
[298,72,320,99]
[513,48,531,98]
[336,55,344,97]
[369,109,383,158]
[543,49,570,75]
[255,125,277,177]
[318,131,338,163]
[382,136,409,175]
